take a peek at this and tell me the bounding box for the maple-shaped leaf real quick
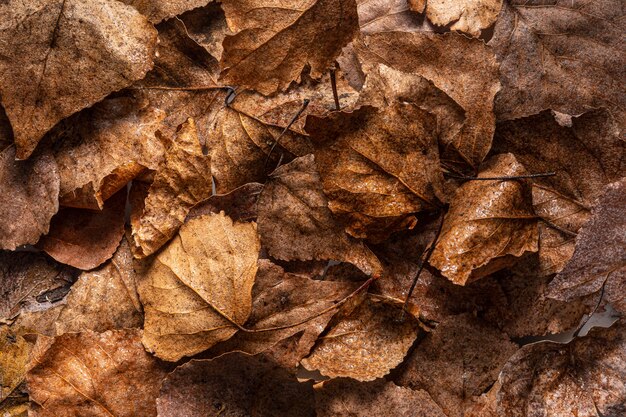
[315,378,447,417]
[257,154,382,277]
[494,322,626,416]
[424,0,503,37]
[53,97,167,209]
[547,179,626,314]
[132,119,212,257]
[493,109,625,274]
[301,295,421,381]
[26,330,171,417]
[489,0,625,121]
[54,238,143,335]
[120,0,213,23]
[430,153,538,285]
[138,212,259,361]
[355,31,499,168]
[157,353,315,417]
[0,0,157,159]
[394,313,518,417]
[38,188,126,270]
[187,182,264,223]
[219,0,359,95]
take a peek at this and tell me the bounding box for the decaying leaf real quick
[220,0,359,94]
[54,238,143,335]
[38,188,126,270]
[176,3,231,62]
[0,326,31,402]
[0,146,59,250]
[315,378,447,417]
[425,0,503,37]
[357,0,423,34]
[187,182,264,223]
[158,353,315,417]
[121,0,212,23]
[138,212,260,361]
[0,0,157,159]
[548,179,626,314]
[430,153,538,285]
[26,329,171,417]
[394,313,518,417]
[302,295,420,381]
[257,155,382,277]
[132,119,212,257]
[495,322,626,417]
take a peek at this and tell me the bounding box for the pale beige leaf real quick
[425,0,503,37]
[120,0,212,23]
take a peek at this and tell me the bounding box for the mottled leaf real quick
[425,0,503,37]
[187,182,264,223]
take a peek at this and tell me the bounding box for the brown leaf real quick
[0,145,59,250]
[54,238,143,335]
[495,322,626,416]
[356,31,500,167]
[53,97,167,209]
[176,3,231,62]
[132,119,212,257]
[0,0,157,159]
[430,153,539,285]
[357,0,423,33]
[425,0,503,37]
[0,326,31,401]
[38,188,126,270]
[493,109,625,275]
[120,0,212,23]
[26,329,171,417]
[306,104,444,240]
[187,182,264,223]
[489,0,625,121]
[547,179,626,314]
[157,353,315,417]
[220,0,359,95]
[138,212,259,361]
[394,313,518,417]
[315,378,447,417]
[301,295,420,381]
[257,154,382,276]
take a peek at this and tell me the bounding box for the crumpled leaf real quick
[53,97,167,209]
[357,0,423,33]
[315,378,447,417]
[430,153,538,285]
[120,0,212,23]
[132,119,212,257]
[187,182,264,223]
[301,295,420,381]
[219,0,359,95]
[176,3,231,61]
[0,326,31,402]
[0,0,157,159]
[0,145,59,250]
[138,212,260,361]
[425,0,503,37]
[495,322,626,417]
[394,313,518,417]
[306,104,444,240]
[26,329,171,417]
[489,0,625,121]
[257,154,382,277]
[157,353,315,417]
[493,109,625,275]
[206,260,357,367]
[356,31,500,167]
[38,188,126,270]
[547,179,626,314]
[54,238,143,335]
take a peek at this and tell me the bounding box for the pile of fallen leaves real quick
[0,0,624,416]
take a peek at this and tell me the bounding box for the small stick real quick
[444,172,556,181]
[264,99,310,169]
[330,67,340,111]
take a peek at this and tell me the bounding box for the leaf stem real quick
[264,98,310,170]
[444,172,556,181]
[330,66,340,111]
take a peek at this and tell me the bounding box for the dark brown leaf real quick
[187,182,264,223]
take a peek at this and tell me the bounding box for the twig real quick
[330,67,340,111]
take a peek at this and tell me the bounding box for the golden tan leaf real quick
[425,0,503,37]
[0,326,31,402]
[138,212,259,361]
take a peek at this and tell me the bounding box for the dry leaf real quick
[394,313,518,417]
[257,154,382,276]
[489,0,625,121]
[315,378,447,417]
[0,0,157,159]
[302,295,420,381]
[38,188,126,270]
[54,238,143,335]
[176,3,230,61]
[26,329,171,417]
[547,179,626,314]
[187,182,264,223]
[0,326,31,402]
[357,0,423,33]
[306,104,444,240]
[0,146,59,250]
[220,0,359,95]
[138,212,259,361]
[495,322,626,417]
[120,0,212,23]
[157,353,315,417]
[132,119,212,257]
[425,0,503,37]
[430,153,538,285]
